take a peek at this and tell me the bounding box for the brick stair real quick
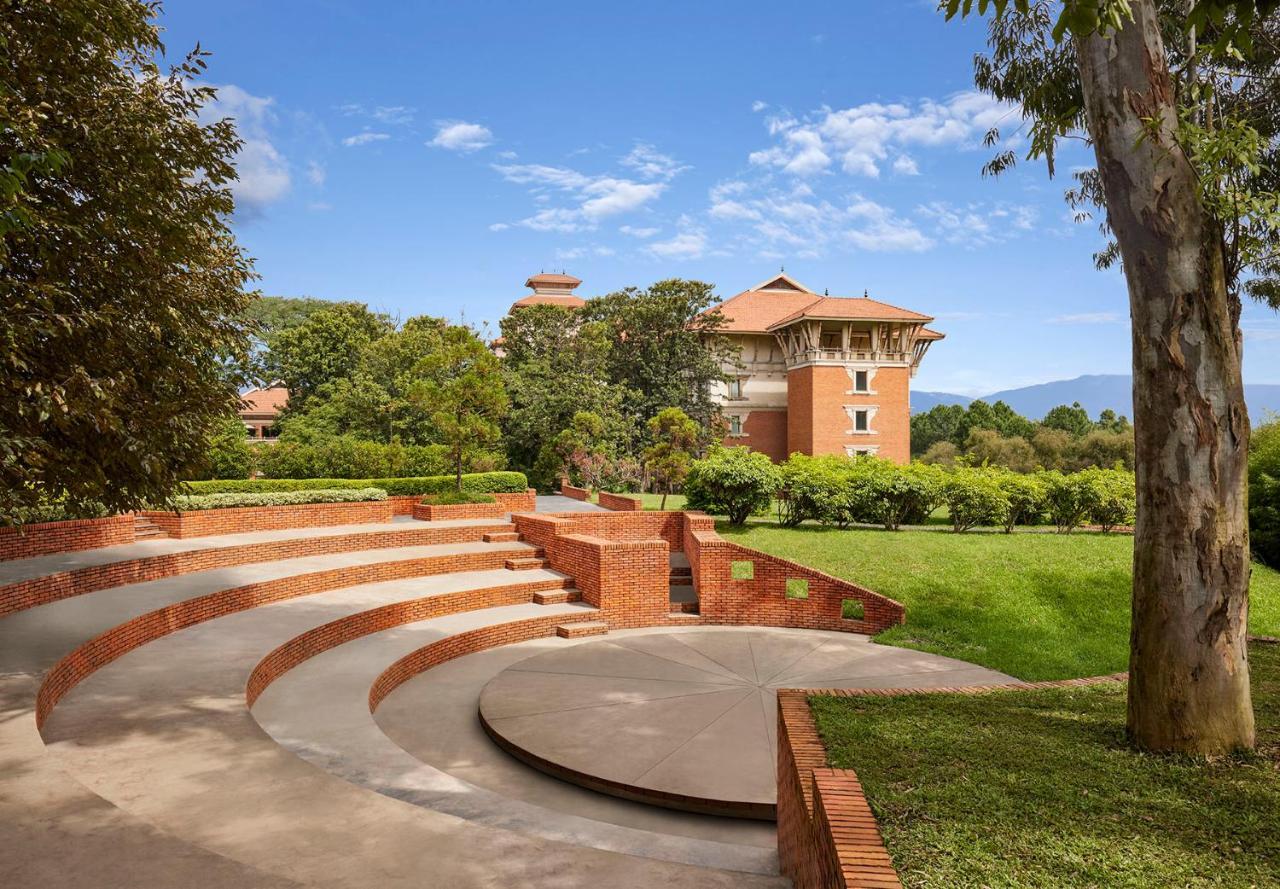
[133,515,167,540]
[504,556,549,571]
[533,588,582,605]
[556,621,608,639]
[482,531,520,543]
[669,562,698,615]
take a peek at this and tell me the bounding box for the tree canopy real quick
[1,0,254,521]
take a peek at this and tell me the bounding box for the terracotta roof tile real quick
[525,272,581,287]
[239,386,288,415]
[510,295,587,309]
[766,296,933,329]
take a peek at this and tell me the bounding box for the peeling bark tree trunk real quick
[1075,0,1254,753]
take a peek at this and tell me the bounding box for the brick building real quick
[238,386,288,439]
[706,273,943,463]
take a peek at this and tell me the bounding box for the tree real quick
[580,279,734,426]
[543,411,617,492]
[951,0,1276,753]
[942,466,1011,532]
[268,302,392,411]
[1250,417,1280,567]
[1,1,255,521]
[413,325,508,491]
[1041,402,1094,437]
[185,415,255,481]
[684,447,780,525]
[965,428,1040,471]
[642,407,701,509]
[910,403,968,455]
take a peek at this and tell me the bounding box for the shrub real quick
[862,461,944,531]
[428,490,496,505]
[1039,470,1102,534]
[778,454,859,527]
[11,499,111,524]
[1249,418,1280,568]
[183,471,528,497]
[184,415,255,481]
[684,447,780,526]
[1084,466,1136,532]
[997,470,1046,533]
[167,488,387,511]
[256,437,451,480]
[941,466,1010,533]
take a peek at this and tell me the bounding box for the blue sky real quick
[162,0,1279,395]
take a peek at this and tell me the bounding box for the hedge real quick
[182,471,528,497]
[255,438,450,480]
[169,488,388,511]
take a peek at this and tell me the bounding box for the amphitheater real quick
[0,491,1013,888]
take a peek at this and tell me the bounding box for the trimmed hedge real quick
[256,438,450,480]
[169,488,388,511]
[429,490,496,505]
[182,471,528,497]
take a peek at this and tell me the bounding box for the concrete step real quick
[668,575,693,587]
[667,610,702,620]
[556,621,609,639]
[670,565,692,577]
[482,531,520,543]
[505,557,549,571]
[533,588,582,605]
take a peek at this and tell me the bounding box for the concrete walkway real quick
[535,494,609,513]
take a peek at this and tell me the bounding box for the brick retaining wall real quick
[411,490,537,521]
[0,515,135,563]
[142,499,396,538]
[597,491,642,511]
[558,480,590,501]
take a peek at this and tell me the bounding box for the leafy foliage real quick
[1250,417,1280,566]
[169,488,387,511]
[684,447,780,526]
[642,407,700,509]
[942,466,1012,532]
[258,437,451,480]
[1,1,255,522]
[183,471,527,496]
[184,415,256,481]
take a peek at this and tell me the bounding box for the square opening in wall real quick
[785,578,809,600]
[731,560,754,580]
[842,599,865,620]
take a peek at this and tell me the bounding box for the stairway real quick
[133,515,167,540]
[669,554,698,616]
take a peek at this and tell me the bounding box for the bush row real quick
[683,447,1136,533]
[255,438,453,480]
[168,488,388,511]
[1252,419,1279,568]
[182,471,528,497]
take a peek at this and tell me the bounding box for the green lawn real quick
[812,641,1280,888]
[718,523,1280,680]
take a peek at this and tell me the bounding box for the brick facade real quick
[0,515,135,563]
[142,499,396,538]
[558,480,591,501]
[739,408,790,462]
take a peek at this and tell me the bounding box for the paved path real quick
[478,628,1013,816]
[535,494,609,513]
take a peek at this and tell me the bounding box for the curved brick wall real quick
[34,546,526,729]
[141,500,396,538]
[411,490,538,521]
[597,491,642,511]
[558,481,590,501]
[368,613,597,711]
[244,578,574,706]
[1,521,513,619]
[0,515,135,563]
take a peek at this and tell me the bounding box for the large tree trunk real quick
[1075,0,1253,753]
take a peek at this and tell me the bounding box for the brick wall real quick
[597,491,642,511]
[776,688,901,888]
[733,408,789,462]
[684,513,904,634]
[559,480,590,501]
[0,521,512,619]
[142,499,396,538]
[411,491,537,521]
[246,576,574,706]
[0,515,135,562]
[34,543,529,728]
[786,364,912,464]
[387,495,420,516]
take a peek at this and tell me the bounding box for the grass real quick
[586,491,687,510]
[811,641,1280,889]
[717,523,1280,680]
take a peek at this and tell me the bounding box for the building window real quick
[853,369,869,392]
[727,377,745,399]
[845,405,878,436]
[853,409,869,432]
[728,415,743,436]
[845,445,881,458]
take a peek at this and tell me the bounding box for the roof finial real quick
[824,288,829,296]
[864,288,869,298]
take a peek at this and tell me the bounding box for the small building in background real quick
[238,386,288,439]
[705,273,943,464]
[508,272,586,313]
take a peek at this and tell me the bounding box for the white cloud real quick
[892,155,919,176]
[343,131,390,147]
[308,201,332,212]
[204,84,291,211]
[489,222,510,232]
[371,105,414,125]
[620,225,659,238]
[650,219,709,260]
[306,161,326,186]
[751,100,768,113]
[621,143,688,180]
[1049,312,1125,324]
[493,162,666,232]
[749,91,1019,179]
[430,120,494,152]
[918,201,1039,248]
[844,197,933,252]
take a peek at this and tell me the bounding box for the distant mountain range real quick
[913,374,1280,421]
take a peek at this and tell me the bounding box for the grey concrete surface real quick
[533,494,610,513]
[479,628,1015,810]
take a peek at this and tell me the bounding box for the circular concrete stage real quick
[479,627,1012,819]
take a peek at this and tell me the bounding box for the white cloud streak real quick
[430,120,494,152]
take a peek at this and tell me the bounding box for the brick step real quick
[669,575,693,587]
[670,565,692,577]
[533,588,582,605]
[505,556,549,571]
[133,516,167,539]
[675,600,700,614]
[482,531,520,543]
[667,610,701,620]
[556,621,608,639]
